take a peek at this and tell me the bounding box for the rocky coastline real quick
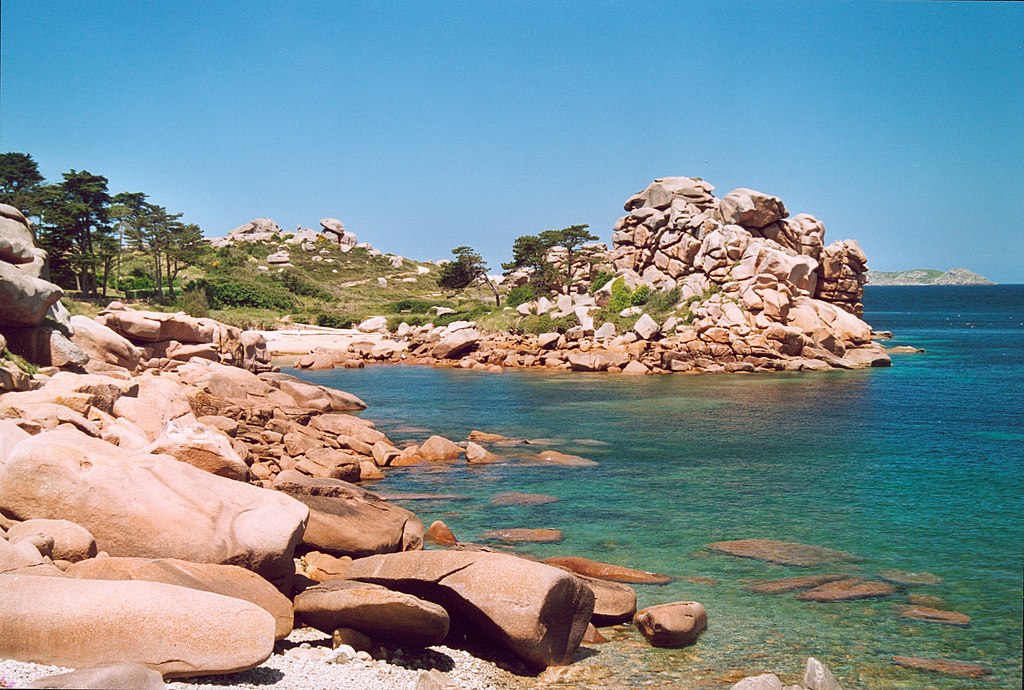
[260,177,905,376]
[0,200,984,688]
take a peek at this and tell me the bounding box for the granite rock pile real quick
[611,178,868,316]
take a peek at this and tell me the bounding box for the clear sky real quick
[2,1,1022,281]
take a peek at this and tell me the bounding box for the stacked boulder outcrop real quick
[611,177,868,315]
[96,302,272,372]
[0,203,90,383]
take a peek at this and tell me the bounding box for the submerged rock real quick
[633,601,707,647]
[490,492,559,506]
[891,656,992,678]
[706,539,858,567]
[796,578,897,602]
[480,528,563,544]
[543,555,672,585]
[898,605,971,626]
[745,574,847,594]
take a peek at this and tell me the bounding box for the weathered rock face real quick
[0,259,63,327]
[142,414,249,480]
[0,574,275,678]
[346,550,595,669]
[68,315,142,371]
[0,203,37,264]
[0,427,309,590]
[66,556,294,640]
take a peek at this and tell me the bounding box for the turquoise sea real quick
[294,285,1024,689]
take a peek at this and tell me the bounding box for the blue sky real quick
[2,1,1022,281]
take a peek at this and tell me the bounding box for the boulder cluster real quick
[0,313,645,682]
[612,177,868,316]
[0,204,75,388]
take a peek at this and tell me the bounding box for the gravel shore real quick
[0,628,533,690]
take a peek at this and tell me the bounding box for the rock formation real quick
[611,177,868,315]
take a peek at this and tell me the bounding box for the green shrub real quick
[2,350,38,376]
[193,278,295,311]
[387,314,432,331]
[589,270,614,294]
[386,299,442,314]
[606,278,632,312]
[316,313,358,329]
[178,286,210,318]
[275,270,332,300]
[436,305,490,326]
[630,284,652,306]
[517,313,579,334]
[506,285,535,308]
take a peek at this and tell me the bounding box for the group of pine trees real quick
[0,152,204,300]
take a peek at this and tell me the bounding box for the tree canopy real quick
[438,246,500,306]
[502,224,599,293]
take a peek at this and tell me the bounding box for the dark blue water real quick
[294,285,1024,688]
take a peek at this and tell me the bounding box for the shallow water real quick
[294,285,1024,689]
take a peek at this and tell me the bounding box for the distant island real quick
[867,268,995,286]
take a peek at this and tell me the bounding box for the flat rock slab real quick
[535,450,598,467]
[898,606,971,626]
[543,556,672,585]
[706,539,858,567]
[745,574,848,594]
[878,569,942,586]
[892,656,992,678]
[796,578,897,602]
[480,528,563,543]
[490,492,559,506]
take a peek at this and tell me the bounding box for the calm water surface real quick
[294,285,1024,689]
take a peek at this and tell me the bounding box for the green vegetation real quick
[501,224,599,293]
[437,246,500,306]
[3,151,726,338]
[2,349,39,376]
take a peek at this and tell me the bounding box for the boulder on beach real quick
[0,574,275,678]
[141,414,248,481]
[294,579,450,646]
[0,427,309,590]
[706,539,858,567]
[5,518,97,563]
[272,471,424,557]
[66,556,294,639]
[634,601,707,647]
[346,549,595,669]
[22,663,165,690]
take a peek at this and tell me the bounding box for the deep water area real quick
[294,285,1024,689]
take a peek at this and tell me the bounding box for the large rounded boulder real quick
[0,427,308,591]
